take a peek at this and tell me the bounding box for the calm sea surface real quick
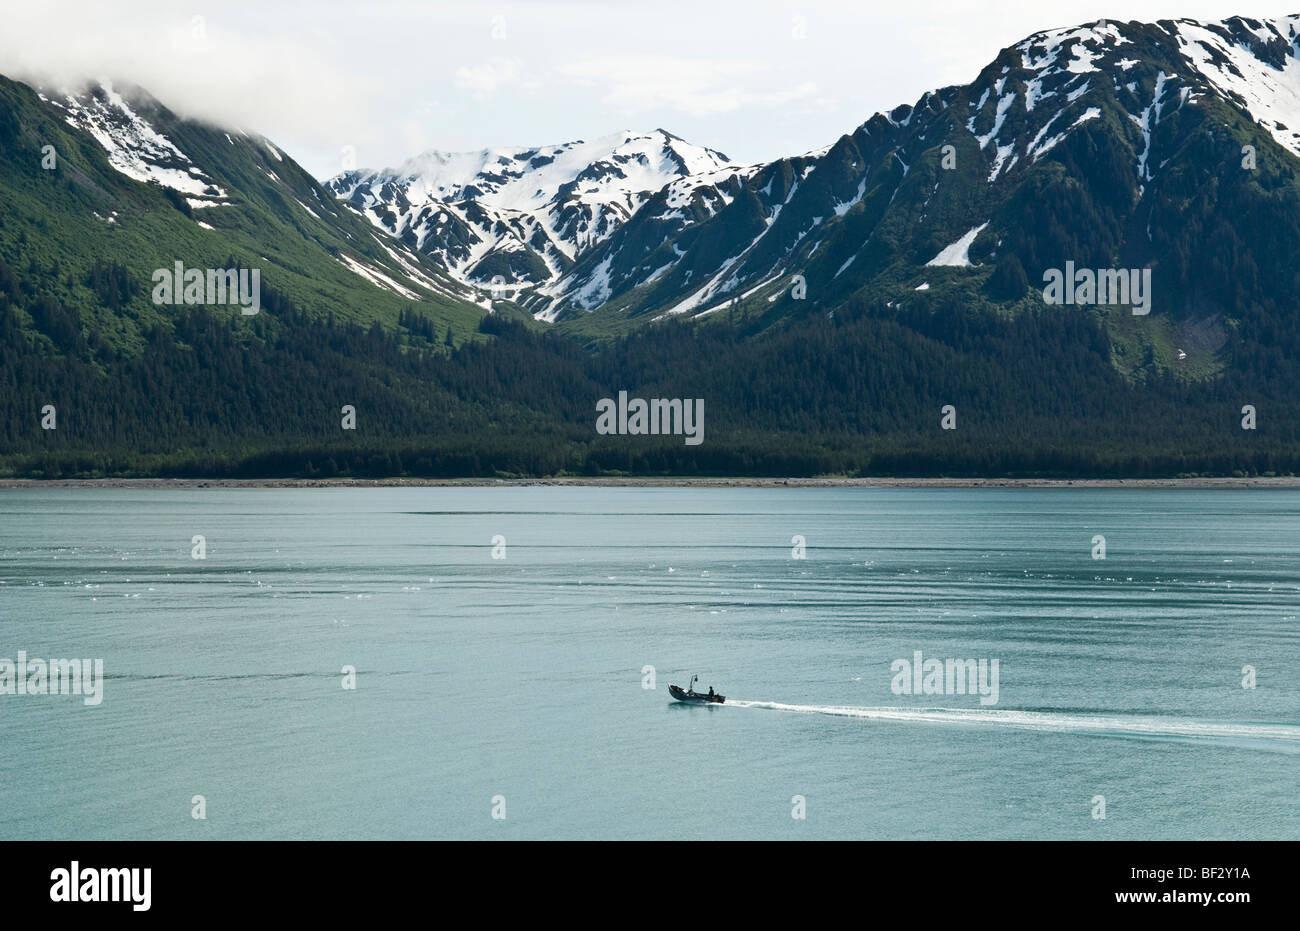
[0,487,1297,839]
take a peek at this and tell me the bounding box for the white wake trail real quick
[725,700,1300,749]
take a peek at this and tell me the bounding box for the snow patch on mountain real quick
[926,223,990,267]
[335,253,420,300]
[48,81,227,197]
[1133,72,1169,193]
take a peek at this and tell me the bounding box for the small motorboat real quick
[669,675,725,704]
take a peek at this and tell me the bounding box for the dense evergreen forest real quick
[2,253,1296,478]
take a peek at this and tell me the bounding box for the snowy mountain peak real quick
[982,15,1300,159]
[325,129,739,289]
[1170,15,1300,158]
[375,128,731,211]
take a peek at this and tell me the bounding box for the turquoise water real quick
[0,487,1297,839]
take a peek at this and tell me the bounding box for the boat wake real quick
[724,700,1300,751]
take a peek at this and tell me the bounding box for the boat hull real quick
[668,684,725,704]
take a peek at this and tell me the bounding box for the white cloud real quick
[2,0,1289,178]
[454,57,525,98]
[559,56,818,117]
[0,5,378,147]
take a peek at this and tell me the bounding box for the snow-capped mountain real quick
[325,130,740,291]
[519,14,1300,329]
[39,80,478,307]
[10,12,1300,482]
[20,11,1300,345]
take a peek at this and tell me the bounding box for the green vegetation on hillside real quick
[3,283,1295,478]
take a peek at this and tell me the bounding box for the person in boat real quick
[708,686,714,698]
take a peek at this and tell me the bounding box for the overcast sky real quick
[1,1,1294,179]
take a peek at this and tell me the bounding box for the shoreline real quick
[1,476,1298,489]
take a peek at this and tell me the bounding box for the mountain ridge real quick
[325,128,740,294]
[502,12,1300,378]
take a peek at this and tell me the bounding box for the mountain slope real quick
[0,75,485,360]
